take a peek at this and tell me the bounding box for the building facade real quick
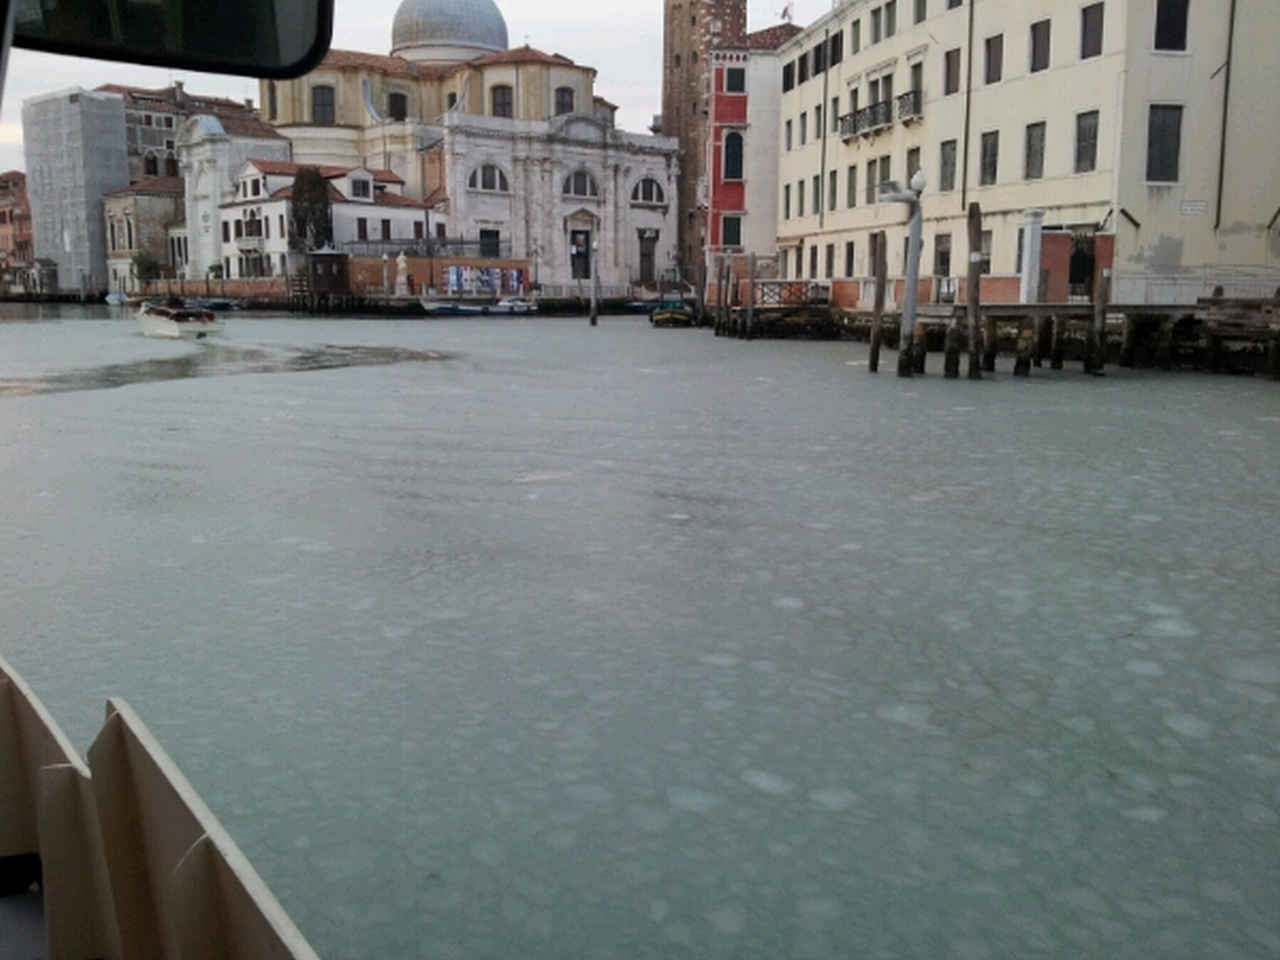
[177,114,292,281]
[660,0,748,279]
[217,160,430,279]
[776,0,1280,307]
[260,0,679,294]
[704,24,800,286]
[21,88,130,294]
[0,172,33,286]
[104,176,187,293]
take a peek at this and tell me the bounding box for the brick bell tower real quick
[661,0,746,283]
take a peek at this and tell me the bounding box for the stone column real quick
[1019,208,1045,304]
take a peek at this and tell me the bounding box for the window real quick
[490,84,513,118]
[722,216,742,247]
[798,53,809,83]
[356,217,368,241]
[447,92,457,110]
[851,20,861,53]
[165,156,178,177]
[279,215,284,237]
[1147,104,1182,182]
[1075,110,1099,172]
[564,171,599,197]
[347,178,368,198]
[380,219,391,241]
[1025,122,1045,180]
[979,230,992,274]
[985,34,1003,84]
[797,179,805,216]
[814,105,825,139]
[885,0,896,37]
[828,170,838,211]
[847,164,856,208]
[725,68,745,93]
[844,241,855,277]
[631,178,665,204]
[479,229,501,257]
[944,48,961,95]
[866,163,877,204]
[812,42,826,74]
[800,112,807,145]
[784,120,794,152]
[831,97,840,133]
[980,130,999,185]
[784,183,791,219]
[1030,19,1051,72]
[871,7,882,43]
[222,221,229,242]
[388,92,408,121]
[109,220,116,251]
[1081,3,1104,59]
[233,219,242,239]
[850,89,859,116]
[1016,227,1024,275]
[934,232,951,275]
[907,147,920,180]
[144,154,158,175]
[812,174,820,214]
[782,62,795,92]
[809,245,818,278]
[469,164,510,192]
[267,81,277,121]
[829,31,844,66]
[549,87,575,116]
[879,155,891,196]
[914,0,926,24]
[724,132,744,180]
[143,114,152,127]
[311,85,335,125]
[825,243,835,279]
[1155,0,1189,51]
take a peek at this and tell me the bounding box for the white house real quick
[217,159,432,278]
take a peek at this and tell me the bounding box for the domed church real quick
[259,0,678,294]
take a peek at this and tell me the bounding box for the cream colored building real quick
[259,0,679,294]
[776,0,1280,306]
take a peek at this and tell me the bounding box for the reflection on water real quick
[0,342,449,396]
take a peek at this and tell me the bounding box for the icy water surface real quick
[2,304,1278,958]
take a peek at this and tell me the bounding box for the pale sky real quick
[0,0,827,173]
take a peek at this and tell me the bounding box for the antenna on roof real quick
[779,2,793,22]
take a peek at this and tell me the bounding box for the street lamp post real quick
[589,239,600,326]
[882,170,927,377]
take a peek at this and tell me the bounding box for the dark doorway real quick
[638,230,657,286]
[1069,229,1096,301]
[570,229,592,279]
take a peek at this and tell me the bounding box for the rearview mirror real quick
[12,0,334,79]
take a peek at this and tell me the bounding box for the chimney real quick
[173,80,185,104]
[245,98,254,111]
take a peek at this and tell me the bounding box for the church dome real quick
[391,0,509,62]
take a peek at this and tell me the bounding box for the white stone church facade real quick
[261,0,679,295]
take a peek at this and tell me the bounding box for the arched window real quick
[388,92,408,121]
[144,154,159,176]
[311,85,335,125]
[490,85,513,118]
[723,132,744,180]
[555,87,575,116]
[563,170,599,197]
[468,164,510,192]
[631,178,665,205]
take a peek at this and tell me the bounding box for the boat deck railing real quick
[0,655,319,959]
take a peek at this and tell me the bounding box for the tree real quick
[289,168,333,253]
[132,252,164,282]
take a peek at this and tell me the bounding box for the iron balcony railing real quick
[853,101,893,136]
[839,112,859,139]
[341,238,515,260]
[897,89,923,123]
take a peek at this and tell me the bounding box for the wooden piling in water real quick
[1088,272,1110,374]
[745,255,756,339]
[868,232,887,373]
[1269,327,1280,380]
[1033,315,1046,368]
[1156,318,1175,370]
[1013,322,1033,376]
[966,204,983,380]
[1050,313,1064,369]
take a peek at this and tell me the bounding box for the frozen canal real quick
[2,304,1278,959]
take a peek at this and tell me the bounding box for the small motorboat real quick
[491,296,537,315]
[138,300,224,339]
[105,291,128,306]
[650,293,695,327]
[419,297,486,316]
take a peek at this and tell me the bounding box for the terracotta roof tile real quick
[718,22,803,51]
[372,192,427,208]
[318,48,453,79]
[464,44,582,69]
[248,160,403,183]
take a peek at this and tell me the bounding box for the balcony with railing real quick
[853,100,894,137]
[839,112,859,140]
[897,89,923,124]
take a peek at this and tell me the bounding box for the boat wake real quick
[0,343,450,397]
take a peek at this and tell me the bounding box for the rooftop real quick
[105,175,186,198]
[719,22,804,51]
[248,160,404,184]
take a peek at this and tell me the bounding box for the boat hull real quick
[138,305,224,340]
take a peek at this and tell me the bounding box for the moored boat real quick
[138,300,224,339]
